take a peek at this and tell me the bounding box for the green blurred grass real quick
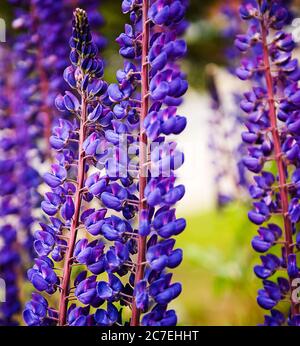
[172,203,263,326]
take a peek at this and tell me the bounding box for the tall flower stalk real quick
[108,0,188,326]
[237,0,300,325]
[24,8,109,326]
[130,0,150,325]
[57,53,88,326]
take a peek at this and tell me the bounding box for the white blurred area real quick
[176,89,214,215]
[176,68,247,215]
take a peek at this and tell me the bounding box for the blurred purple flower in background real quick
[0,44,41,325]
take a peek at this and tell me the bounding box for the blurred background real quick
[4,0,299,325]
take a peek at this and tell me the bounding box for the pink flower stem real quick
[260,15,297,316]
[130,0,150,327]
[58,95,87,326]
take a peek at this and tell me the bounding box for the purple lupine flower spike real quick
[25,8,109,326]
[237,0,300,325]
[106,0,188,326]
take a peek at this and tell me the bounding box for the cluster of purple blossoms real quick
[24,0,188,327]
[236,0,300,325]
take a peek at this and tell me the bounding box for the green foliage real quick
[100,0,127,83]
[185,0,228,89]
[173,203,263,325]
[187,0,218,21]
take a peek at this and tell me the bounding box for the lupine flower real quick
[107,0,188,326]
[24,8,111,326]
[237,0,300,325]
[23,7,118,326]
[23,293,58,326]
